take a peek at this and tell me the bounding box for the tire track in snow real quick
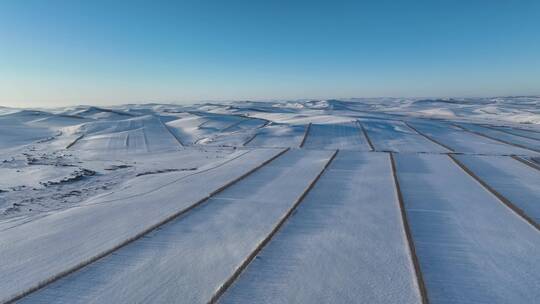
[403,121,454,153]
[4,148,289,304]
[209,149,338,304]
[389,152,429,304]
[448,154,540,231]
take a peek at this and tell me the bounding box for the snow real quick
[0,97,539,303]
[0,148,281,303]
[164,112,254,145]
[357,96,540,125]
[200,118,267,147]
[221,151,421,304]
[455,122,540,152]
[0,165,86,190]
[394,153,540,304]
[302,121,371,151]
[453,154,540,224]
[407,120,538,155]
[0,111,59,150]
[0,146,244,220]
[361,119,449,153]
[71,115,181,156]
[490,125,540,141]
[18,149,333,304]
[245,124,307,148]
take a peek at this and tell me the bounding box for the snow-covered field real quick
[0,97,539,303]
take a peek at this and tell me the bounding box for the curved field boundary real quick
[449,154,539,231]
[389,153,429,304]
[452,124,540,153]
[299,123,312,148]
[208,149,339,304]
[5,148,289,304]
[403,121,454,152]
[357,121,375,151]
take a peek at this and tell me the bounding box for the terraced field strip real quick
[361,119,449,153]
[453,123,540,153]
[390,153,428,304]
[104,129,131,152]
[450,154,540,229]
[245,124,307,148]
[301,122,371,151]
[158,115,184,146]
[406,121,534,155]
[485,125,540,141]
[217,113,269,130]
[220,151,423,304]
[403,121,454,152]
[139,116,185,152]
[394,153,540,304]
[219,118,246,132]
[210,149,338,303]
[191,114,246,135]
[16,149,335,304]
[0,149,285,304]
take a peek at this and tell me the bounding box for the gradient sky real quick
[1,0,539,107]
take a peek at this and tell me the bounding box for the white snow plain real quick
[0,97,539,303]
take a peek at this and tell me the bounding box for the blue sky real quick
[1,0,539,107]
